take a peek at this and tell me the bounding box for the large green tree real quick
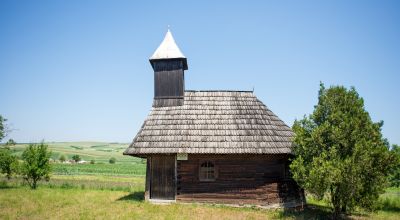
[21,142,52,189]
[290,84,396,217]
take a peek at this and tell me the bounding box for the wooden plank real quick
[176,154,304,205]
[144,157,151,200]
[150,155,176,200]
[153,59,185,108]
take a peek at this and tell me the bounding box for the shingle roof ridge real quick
[185,90,253,93]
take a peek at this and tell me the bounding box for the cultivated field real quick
[0,142,399,219]
[9,142,140,164]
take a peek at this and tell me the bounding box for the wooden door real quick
[150,155,176,200]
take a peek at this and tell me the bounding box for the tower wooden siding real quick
[151,59,185,107]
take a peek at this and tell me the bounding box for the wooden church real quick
[124,30,305,208]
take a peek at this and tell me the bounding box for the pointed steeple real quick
[149,29,187,107]
[150,29,188,70]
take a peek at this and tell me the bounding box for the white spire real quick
[150,29,186,60]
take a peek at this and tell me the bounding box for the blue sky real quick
[0,1,399,145]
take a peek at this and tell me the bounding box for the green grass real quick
[0,174,399,219]
[293,188,400,220]
[1,175,145,192]
[0,187,284,220]
[52,163,146,176]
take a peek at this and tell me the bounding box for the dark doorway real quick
[150,155,176,200]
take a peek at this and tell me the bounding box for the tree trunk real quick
[341,205,347,213]
[31,178,37,189]
[332,202,341,219]
[331,186,342,219]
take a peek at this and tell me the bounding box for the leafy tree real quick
[290,84,396,217]
[59,155,66,163]
[72,154,81,162]
[109,157,116,164]
[389,144,400,187]
[21,142,52,189]
[0,146,18,179]
[0,115,7,142]
[6,139,16,146]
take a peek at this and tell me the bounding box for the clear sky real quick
[0,1,399,145]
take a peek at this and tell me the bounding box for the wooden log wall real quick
[176,154,305,206]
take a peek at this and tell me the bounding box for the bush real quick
[59,155,66,163]
[5,139,16,146]
[21,142,52,189]
[0,146,18,179]
[90,159,95,164]
[72,154,81,162]
[109,157,116,164]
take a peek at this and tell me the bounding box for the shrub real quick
[109,157,116,164]
[90,159,95,164]
[21,142,52,189]
[59,155,66,163]
[72,154,81,162]
[5,139,16,146]
[0,146,19,179]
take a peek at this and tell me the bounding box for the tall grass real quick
[0,175,145,192]
[376,187,400,212]
[52,163,146,176]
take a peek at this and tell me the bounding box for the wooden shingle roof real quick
[124,90,294,155]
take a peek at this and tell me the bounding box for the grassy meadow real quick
[0,142,399,219]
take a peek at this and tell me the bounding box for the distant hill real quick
[7,142,140,164]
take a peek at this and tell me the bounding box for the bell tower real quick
[149,30,188,107]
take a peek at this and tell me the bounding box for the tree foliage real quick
[0,115,7,142]
[6,139,16,146]
[109,157,116,164]
[59,155,66,163]
[21,142,52,189]
[0,146,19,179]
[290,84,396,217]
[72,154,81,162]
[389,144,400,187]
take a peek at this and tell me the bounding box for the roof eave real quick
[149,57,188,70]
